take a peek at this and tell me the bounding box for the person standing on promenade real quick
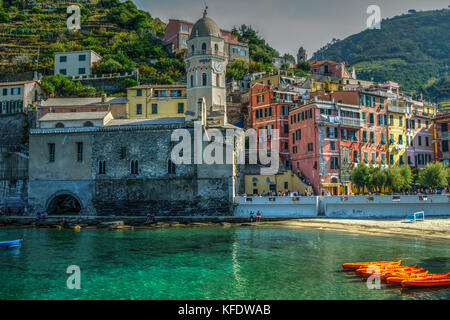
[249,211,254,223]
[256,211,262,222]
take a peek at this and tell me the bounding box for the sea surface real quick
[0,226,449,300]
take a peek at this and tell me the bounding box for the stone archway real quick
[46,192,82,215]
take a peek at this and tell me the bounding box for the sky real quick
[133,0,449,58]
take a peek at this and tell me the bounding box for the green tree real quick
[400,165,413,189]
[419,162,449,188]
[92,58,123,74]
[370,165,388,192]
[226,60,247,81]
[387,166,412,192]
[116,78,138,93]
[297,61,312,72]
[350,162,370,193]
[0,8,10,23]
[41,74,96,97]
[280,63,290,70]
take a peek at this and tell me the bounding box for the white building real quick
[0,80,41,114]
[54,50,102,77]
[38,111,113,129]
[273,56,295,70]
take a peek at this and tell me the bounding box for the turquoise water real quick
[0,226,449,300]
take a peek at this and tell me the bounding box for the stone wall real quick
[0,112,35,210]
[0,113,28,147]
[28,124,242,216]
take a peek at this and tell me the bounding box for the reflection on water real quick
[0,226,449,300]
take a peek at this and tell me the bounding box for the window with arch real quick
[55,122,65,128]
[202,73,207,86]
[98,160,106,175]
[190,75,194,88]
[130,160,139,175]
[214,43,219,53]
[83,121,94,127]
[191,45,195,54]
[216,73,220,87]
[168,160,176,174]
[202,43,207,53]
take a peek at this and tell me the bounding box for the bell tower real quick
[185,9,228,125]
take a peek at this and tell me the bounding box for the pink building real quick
[289,100,362,195]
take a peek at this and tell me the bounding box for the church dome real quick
[189,10,222,39]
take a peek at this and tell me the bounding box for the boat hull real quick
[0,240,22,248]
[342,260,401,270]
[402,278,450,287]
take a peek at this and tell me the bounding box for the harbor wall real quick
[321,195,450,218]
[233,195,450,218]
[234,196,318,217]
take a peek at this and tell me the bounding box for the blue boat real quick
[0,239,22,248]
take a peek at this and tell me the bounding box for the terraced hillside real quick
[0,0,185,84]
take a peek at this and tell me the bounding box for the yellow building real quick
[309,75,375,93]
[387,98,407,165]
[244,171,312,195]
[250,72,299,88]
[126,84,187,118]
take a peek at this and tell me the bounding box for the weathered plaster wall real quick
[234,196,318,217]
[321,195,450,218]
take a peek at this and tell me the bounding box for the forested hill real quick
[311,8,450,103]
[0,0,185,84]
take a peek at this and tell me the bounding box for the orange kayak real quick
[360,266,421,278]
[380,270,428,280]
[357,264,417,274]
[402,278,450,287]
[342,260,402,270]
[387,273,450,284]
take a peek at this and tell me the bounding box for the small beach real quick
[265,217,450,241]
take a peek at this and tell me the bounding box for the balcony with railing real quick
[340,117,364,128]
[387,104,406,113]
[186,49,227,58]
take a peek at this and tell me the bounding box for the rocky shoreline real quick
[0,216,297,230]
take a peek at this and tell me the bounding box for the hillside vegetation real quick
[312,9,450,102]
[0,0,185,86]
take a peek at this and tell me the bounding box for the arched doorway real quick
[46,193,82,215]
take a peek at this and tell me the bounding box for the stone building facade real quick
[28,119,244,216]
